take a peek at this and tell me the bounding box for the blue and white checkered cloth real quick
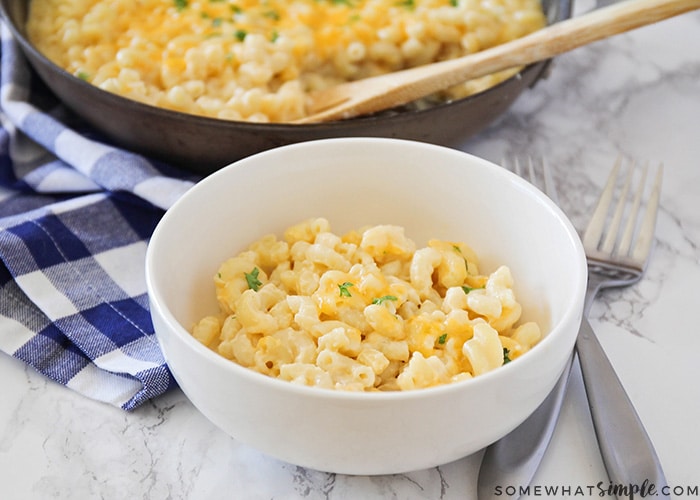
[0,22,199,411]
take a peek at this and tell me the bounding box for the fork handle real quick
[576,318,670,497]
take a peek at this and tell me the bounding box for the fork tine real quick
[526,157,536,185]
[616,162,648,256]
[631,163,663,262]
[582,155,623,251]
[505,156,559,203]
[540,157,560,206]
[508,157,525,179]
[583,157,663,266]
[601,160,634,254]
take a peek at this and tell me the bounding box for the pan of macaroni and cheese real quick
[1,0,571,173]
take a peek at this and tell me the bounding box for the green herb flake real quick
[461,285,484,294]
[174,0,188,12]
[438,333,448,345]
[396,0,415,8]
[234,29,247,41]
[76,71,90,81]
[372,295,398,305]
[503,348,512,364]
[449,0,458,6]
[245,267,263,291]
[452,246,470,273]
[338,281,354,298]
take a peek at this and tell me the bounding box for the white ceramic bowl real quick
[145,138,586,475]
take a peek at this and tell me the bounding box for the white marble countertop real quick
[2,3,699,499]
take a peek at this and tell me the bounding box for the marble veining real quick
[2,6,699,499]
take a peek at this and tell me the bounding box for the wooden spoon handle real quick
[302,0,699,122]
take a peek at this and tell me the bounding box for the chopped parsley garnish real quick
[396,0,415,8]
[244,267,262,291]
[453,245,470,273]
[438,333,448,345]
[338,282,354,297]
[76,71,90,81]
[461,285,484,294]
[234,29,247,41]
[503,348,512,364]
[372,295,398,305]
[174,0,188,12]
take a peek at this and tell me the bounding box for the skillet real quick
[0,0,572,175]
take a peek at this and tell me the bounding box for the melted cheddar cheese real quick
[27,0,546,122]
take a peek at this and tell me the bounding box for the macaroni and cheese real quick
[27,0,546,122]
[191,218,541,391]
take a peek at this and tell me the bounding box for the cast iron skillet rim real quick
[1,0,559,131]
[0,0,572,172]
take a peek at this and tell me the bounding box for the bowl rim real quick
[145,137,587,401]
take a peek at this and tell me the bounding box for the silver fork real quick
[478,157,668,498]
[577,157,667,492]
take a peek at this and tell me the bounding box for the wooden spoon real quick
[296,0,699,124]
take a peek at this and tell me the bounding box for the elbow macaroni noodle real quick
[191,218,541,391]
[27,0,546,123]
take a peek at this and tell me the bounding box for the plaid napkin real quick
[0,22,199,411]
